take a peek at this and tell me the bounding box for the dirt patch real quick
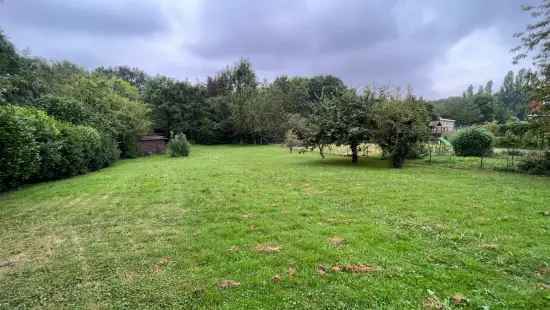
[217,279,240,289]
[255,244,281,254]
[152,256,171,273]
[328,236,346,247]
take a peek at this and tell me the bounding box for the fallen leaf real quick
[318,265,327,276]
[451,293,467,305]
[333,264,377,273]
[272,275,281,283]
[328,236,346,247]
[423,295,444,310]
[255,244,281,254]
[288,267,296,277]
[217,279,240,289]
[331,265,342,272]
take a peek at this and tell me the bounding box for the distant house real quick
[430,118,455,136]
[138,135,168,155]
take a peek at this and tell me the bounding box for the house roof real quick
[438,118,455,122]
[139,135,167,141]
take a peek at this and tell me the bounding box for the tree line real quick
[430,69,532,126]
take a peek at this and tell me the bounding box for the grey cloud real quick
[0,0,539,98]
[0,0,168,37]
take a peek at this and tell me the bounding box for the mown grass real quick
[1,145,549,309]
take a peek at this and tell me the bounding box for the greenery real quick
[0,145,548,308]
[370,94,430,167]
[518,151,550,175]
[167,132,191,157]
[430,70,531,126]
[451,127,495,157]
[0,105,118,191]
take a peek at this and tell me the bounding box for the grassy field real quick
[1,145,549,309]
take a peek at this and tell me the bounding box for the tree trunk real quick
[351,143,358,163]
[319,144,325,159]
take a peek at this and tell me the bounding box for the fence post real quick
[480,155,484,169]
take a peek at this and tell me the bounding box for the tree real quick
[513,0,550,80]
[370,96,430,168]
[307,89,369,163]
[474,94,495,123]
[514,1,550,148]
[95,66,149,93]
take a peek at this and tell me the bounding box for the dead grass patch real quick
[217,279,240,289]
[255,244,281,254]
[328,236,346,247]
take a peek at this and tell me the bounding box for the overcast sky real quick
[0,0,536,99]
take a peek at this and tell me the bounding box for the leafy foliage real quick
[370,95,430,168]
[518,151,550,175]
[451,127,495,157]
[306,89,368,163]
[167,132,191,157]
[0,105,118,191]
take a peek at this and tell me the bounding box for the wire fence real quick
[310,141,541,173]
[421,143,539,172]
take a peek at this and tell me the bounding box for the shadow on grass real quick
[296,155,393,170]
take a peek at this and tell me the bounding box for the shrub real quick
[0,105,120,191]
[167,133,191,157]
[0,105,41,191]
[517,151,550,176]
[451,127,495,157]
[35,95,91,125]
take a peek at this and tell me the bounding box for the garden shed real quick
[138,135,168,155]
[430,118,455,136]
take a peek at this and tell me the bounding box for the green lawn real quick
[1,145,549,309]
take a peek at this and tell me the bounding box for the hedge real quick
[0,105,119,191]
[451,127,495,157]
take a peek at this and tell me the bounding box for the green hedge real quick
[451,127,495,157]
[0,105,119,191]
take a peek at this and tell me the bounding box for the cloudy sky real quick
[0,0,536,99]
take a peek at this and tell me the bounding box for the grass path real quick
[1,145,549,309]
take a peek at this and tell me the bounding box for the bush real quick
[451,127,495,157]
[0,105,120,191]
[0,105,41,191]
[518,151,550,176]
[167,133,191,157]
